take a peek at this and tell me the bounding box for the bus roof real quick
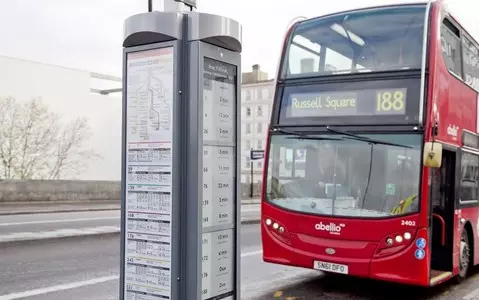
[291,0,474,49]
[294,2,429,27]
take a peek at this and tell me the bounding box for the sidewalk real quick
[0,198,261,216]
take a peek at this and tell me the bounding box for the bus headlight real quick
[375,230,417,258]
[263,216,292,245]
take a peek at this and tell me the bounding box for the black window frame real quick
[458,150,479,205]
[281,3,429,79]
[440,13,479,93]
[441,17,463,78]
[456,130,479,209]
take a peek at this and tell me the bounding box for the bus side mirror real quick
[423,142,442,168]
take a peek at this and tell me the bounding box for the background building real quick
[240,64,274,183]
[0,55,121,180]
[0,55,273,183]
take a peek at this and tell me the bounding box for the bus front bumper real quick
[262,227,431,286]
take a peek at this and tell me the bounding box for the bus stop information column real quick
[120,7,242,300]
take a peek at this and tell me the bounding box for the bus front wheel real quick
[456,228,472,283]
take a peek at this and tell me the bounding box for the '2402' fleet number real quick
[401,220,416,226]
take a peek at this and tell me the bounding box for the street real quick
[0,205,261,243]
[255,270,479,300]
[0,223,311,300]
[0,217,479,299]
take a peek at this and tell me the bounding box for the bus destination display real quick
[286,88,408,118]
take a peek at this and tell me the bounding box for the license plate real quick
[313,260,349,274]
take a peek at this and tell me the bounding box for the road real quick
[0,224,479,300]
[0,223,310,300]
[1,218,479,299]
[0,205,260,237]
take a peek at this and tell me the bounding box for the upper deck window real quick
[283,5,427,78]
[441,18,462,77]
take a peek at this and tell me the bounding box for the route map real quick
[125,47,174,300]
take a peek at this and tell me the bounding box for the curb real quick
[241,219,261,225]
[0,218,261,245]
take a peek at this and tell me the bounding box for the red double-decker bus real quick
[261,1,479,286]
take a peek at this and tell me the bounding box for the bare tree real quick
[0,97,100,180]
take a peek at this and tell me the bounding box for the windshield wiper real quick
[325,126,412,149]
[270,127,342,141]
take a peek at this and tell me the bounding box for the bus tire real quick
[455,227,472,283]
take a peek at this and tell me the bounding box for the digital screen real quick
[201,56,237,300]
[277,77,421,126]
[287,88,407,118]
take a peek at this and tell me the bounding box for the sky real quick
[0,0,476,180]
[0,0,477,79]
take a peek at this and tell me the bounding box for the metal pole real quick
[250,160,254,198]
[148,0,152,12]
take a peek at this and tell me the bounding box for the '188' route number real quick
[401,220,416,226]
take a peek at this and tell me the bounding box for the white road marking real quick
[0,217,118,227]
[0,275,119,300]
[241,249,263,258]
[0,249,264,299]
[241,208,260,212]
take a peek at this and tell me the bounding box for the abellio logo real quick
[315,222,346,235]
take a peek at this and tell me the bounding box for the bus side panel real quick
[421,1,440,230]
[426,0,463,278]
[430,14,477,147]
[429,2,479,274]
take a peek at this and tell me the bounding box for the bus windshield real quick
[265,133,422,218]
[283,5,427,78]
